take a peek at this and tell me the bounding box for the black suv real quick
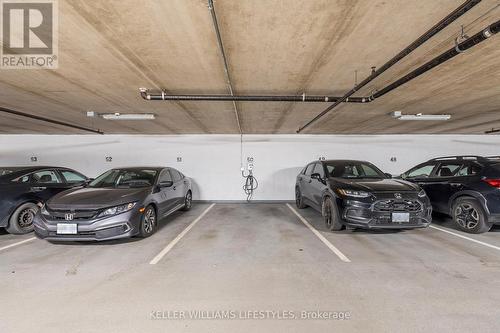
[402,156,500,234]
[295,160,432,231]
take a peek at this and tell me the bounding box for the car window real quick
[313,163,325,178]
[304,164,314,176]
[32,170,62,184]
[359,164,380,177]
[60,170,86,183]
[13,174,30,183]
[326,165,335,177]
[0,168,15,176]
[435,163,462,177]
[89,169,157,188]
[457,163,481,176]
[159,169,173,183]
[324,161,385,179]
[406,163,436,179]
[170,169,182,182]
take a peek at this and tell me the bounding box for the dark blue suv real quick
[402,156,500,234]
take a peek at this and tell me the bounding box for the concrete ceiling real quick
[0,0,499,135]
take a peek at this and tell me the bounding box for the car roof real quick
[110,167,166,171]
[426,156,500,164]
[0,166,66,174]
[318,159,371,164]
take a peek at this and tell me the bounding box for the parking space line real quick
[430,225,500,252]
[286,204,351,263]
[0,237,36,252]
[149,203,216,265]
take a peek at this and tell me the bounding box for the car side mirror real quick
[311,173,322,181]
[158,180,173,188]
[384,173,393,178]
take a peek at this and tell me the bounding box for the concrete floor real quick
[1,203,500,333]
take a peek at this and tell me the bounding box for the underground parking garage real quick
[1,0,500,332]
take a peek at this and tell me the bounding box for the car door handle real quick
[30,186,46,191]
[450,183,462,188]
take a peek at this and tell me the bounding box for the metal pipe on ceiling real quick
[0,106,103,134]
[296,0,483,133]
[207,0,242,134]
[307,18,500,105]
[369,19,500,101]
[138,89,367,103]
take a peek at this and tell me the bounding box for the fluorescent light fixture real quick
[100,113,156,120]
[390,111,451,121]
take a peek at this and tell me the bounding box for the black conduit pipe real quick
[0,106,104,134]
[370,19,500,101]
[138,89,367,103]
[296,0,482,133]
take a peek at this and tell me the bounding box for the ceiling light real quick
[100,113,156,120]
[390,111,451,121]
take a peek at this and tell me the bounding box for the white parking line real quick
[429,225,500,252]
[149,203,216,265]
[0,237,36,252]
[286,204,351,263]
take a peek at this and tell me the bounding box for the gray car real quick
[34,167,192,241]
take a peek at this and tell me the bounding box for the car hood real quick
[47,187,150,210]
[330,178,419,192]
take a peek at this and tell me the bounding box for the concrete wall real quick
[1,135,499,201]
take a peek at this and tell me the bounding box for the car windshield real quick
[88,169,158,188]
[324,161,386,179]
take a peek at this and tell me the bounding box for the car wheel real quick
[452,198,491,234]
[6,202,38,234]
[181,191,192,211]
[322,196,343,231]
[139,205,157,237]
[295,187,307,209]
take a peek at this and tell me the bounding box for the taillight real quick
[483,178,500,188]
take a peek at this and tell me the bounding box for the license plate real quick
[392,212,410,223]
[57,223,77,234]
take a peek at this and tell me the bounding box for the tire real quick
[139,205,157,238]
[181,191,192,211]
[322,196,343,231]
[6,202,38,234]
[295,187,307,209]
[452,197,491,234]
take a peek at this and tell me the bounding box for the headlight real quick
[97,202,137,218]
[418,189,427,197]
[337,189,371,198]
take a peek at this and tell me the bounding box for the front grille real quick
[45,208,98,221]
[48,230,96,237]
[374,199,422,212]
